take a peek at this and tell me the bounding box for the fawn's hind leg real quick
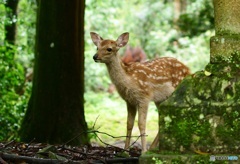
[149,102,161,150]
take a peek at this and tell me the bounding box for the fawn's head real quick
[90,32,129,63]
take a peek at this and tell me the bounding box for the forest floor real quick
[0,140,141,163]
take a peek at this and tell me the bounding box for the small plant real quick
[152,157,163,164]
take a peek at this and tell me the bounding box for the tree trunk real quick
[20,0,88,146]
[173,0,181,24]
[173,0,187,27]
[4,0,19,45]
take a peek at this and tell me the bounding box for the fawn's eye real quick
[107,48,112,52]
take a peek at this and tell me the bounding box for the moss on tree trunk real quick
[158,64,240,153]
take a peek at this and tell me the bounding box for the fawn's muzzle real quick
[93,54,99,62]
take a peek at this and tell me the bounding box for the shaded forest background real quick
[0,0,214,144]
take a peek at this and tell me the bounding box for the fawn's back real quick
[118,57,190,104]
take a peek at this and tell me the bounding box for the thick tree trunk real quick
[20,0,88,146]
[4,0,19,45]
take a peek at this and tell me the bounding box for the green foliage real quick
[0,43,27,141]
[152,157,163,164]
[178,0,214,36]
[0,0,36,141]
[0,1,6,42]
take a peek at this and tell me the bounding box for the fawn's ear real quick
[116,32,129,47]
[90,32,103,46]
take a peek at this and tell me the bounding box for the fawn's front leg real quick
[124,102,137,150]
[138,103,149,152]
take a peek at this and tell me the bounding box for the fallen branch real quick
[0,152,74,164]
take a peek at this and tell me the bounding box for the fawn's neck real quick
[106,54,129,88]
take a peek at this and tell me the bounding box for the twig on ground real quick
[92,115,100,129]
[2,140,15,148]
[127,134,143,149]
[0,152,72,164]
[94,132,128,152]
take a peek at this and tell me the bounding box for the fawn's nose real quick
[93,54,98,60]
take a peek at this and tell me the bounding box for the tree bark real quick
[20,0,88,146]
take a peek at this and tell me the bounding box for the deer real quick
[90,32,190,153]
[121,45,147,64]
